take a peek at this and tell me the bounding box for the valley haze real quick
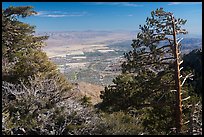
[37,30,137,58]
[37,30,201,86]
[38,30,201,57]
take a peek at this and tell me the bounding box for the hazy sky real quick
[2,2,202,35]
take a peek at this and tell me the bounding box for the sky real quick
[2,2,202,35]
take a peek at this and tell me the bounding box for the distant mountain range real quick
[36,31,201,57]
[36,30,138,46]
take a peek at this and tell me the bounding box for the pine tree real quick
[2,6,72,114]
[100,8,194,134]
[2,6,47,82]
[2,6,71,92]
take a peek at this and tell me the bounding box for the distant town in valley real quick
[37,31,202,86]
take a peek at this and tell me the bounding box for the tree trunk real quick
[171,14,183,134]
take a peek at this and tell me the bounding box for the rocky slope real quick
[69,82,104,105]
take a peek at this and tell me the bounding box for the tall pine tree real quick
[2,6,71,92]
[100,8,196,134]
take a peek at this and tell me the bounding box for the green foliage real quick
[2,5,71,92]
[95,111,144,135]
[99,8,201,134]
[2,7,46,81]
[3,6,37,18]
[80,95,92,106]
[2,6,76,135]
[182,49,202,95]
[142,106,175,135]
